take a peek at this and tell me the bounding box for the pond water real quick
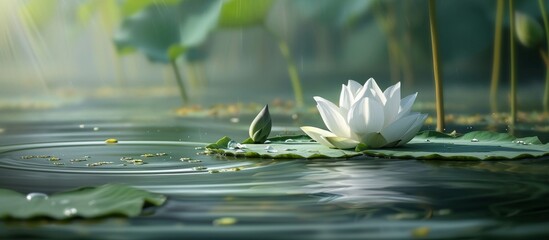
[1,102,548,239]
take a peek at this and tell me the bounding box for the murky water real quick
[1,120,549,240]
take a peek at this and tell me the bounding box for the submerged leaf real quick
[0,184,166,220]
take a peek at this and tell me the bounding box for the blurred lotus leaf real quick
[114,0,222,62]
[0,184,166,220]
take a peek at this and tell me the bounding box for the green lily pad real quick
[205,131,549,160]
[0,184,166,220]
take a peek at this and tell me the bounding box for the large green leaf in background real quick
[0,184,166,220]
[114,0,222,62]
[206,131,549,160]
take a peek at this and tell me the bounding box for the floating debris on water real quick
[425,139,431,142]
[208,169,220,173]
[180,157,202,163]
[52,162,65,166]
[284,148,297,151]
[86,162,114,167]
[70,158,87,162]
[235,149,246,153]
[26,192,49,201]
[105,138,118,144]
[411,226,430,238]
[120,156,133,161]
[141,153,155,157]
[213,217,237,226]
[470,138,479,142]
[21,155,54,159]
[230,117,239,123]
[194,147,204,150]
[284,139,295,143]
[48,157,61,161]
[264,140,272,144]
[192,166,208,171]
[79,124,85,128]
[156,152,167,156]
[84,156,90,158]
[93,127,99,131]
[130,159,144,165]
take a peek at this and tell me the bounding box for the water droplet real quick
[63,208,78,216]
[227,140,238,150]
[284,139,295,143]
[471,138,479,142]
[236,143,247,149]
[26,192,49,201]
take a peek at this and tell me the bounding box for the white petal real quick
[396,92,417,120]
[380,113,420,143]
[397,113,428,146]
[383,82,401,126]
[339,84,352,111]
[347,98,384,135]
[347,80,362,96]
[323,136,359,149]
[314,96,351,138]
[300,126,336,148]
[354,78,386,105]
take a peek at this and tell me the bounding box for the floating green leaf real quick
[206,131,549,160]
[0,184,166,220]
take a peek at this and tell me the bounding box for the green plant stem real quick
[509,0,517,126]
[539,0,549,112]
[170,60,189,104]
[428,0,445,132]
[278,40,304,108]
[490,0,504,114]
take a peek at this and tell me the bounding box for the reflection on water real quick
[1,122,549,239]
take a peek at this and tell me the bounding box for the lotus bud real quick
[515,12,544,48]
[249,105,272,143]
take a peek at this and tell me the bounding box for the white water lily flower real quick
[301,78,427,149]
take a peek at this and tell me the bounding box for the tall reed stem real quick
[509,0,517,126]
[428,0,445,132]
[539,0,549,112]
[490,0,505,114]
